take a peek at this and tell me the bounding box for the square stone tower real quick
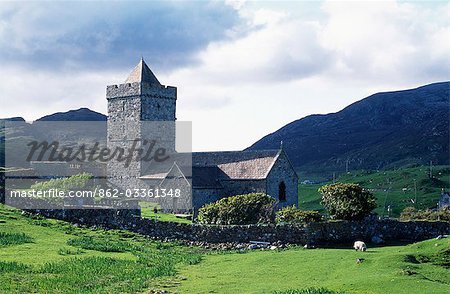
[106,59,177,187]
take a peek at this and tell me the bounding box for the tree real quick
[319,183,377,220]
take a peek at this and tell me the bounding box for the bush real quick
[276,206,322,224]
[399,206,417,221]
[31,172,92,192]
[319,183,377,220]
[30,173,92,205]
[197,193,276,225]
[400,206,450,222]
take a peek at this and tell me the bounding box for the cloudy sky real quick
[0,0,448,151]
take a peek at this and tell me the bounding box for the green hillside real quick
[177,238,450,294]
[249,82,449,174]
[0,204,201,293]
[299,165,450,217]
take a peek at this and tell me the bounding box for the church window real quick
[278,181,286,201]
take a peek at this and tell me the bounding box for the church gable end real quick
[265,151,298,208]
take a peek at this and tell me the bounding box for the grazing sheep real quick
[353,241,367,252]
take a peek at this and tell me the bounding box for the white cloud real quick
[0,66,115,121]
[319,0,450,84]
[162,0,449,151]
[1,1,448,152]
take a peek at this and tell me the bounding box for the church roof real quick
[191,150,281,180]
[140,150,282,185]
[125,58,161,85]
[190,166,224,188]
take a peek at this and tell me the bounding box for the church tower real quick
[106,59,177,183]
[107,58,176,123]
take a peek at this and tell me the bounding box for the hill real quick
[0,117,25,122]
[299,165,450,217]
[0,108,107,167]
[36,108,106,121]
[248,82,449,176]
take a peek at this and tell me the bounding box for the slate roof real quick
[192,150,280,180]
[140,150,281,188]
[125,58,161,85]
[191,166,224,188]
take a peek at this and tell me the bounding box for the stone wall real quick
[30,209,450,245]
[192,189,221,210]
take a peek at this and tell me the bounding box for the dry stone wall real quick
[28,209,450,245]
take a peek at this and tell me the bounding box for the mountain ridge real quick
[248,82,449,175]
[36,107,106,121]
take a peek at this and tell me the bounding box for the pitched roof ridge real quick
[192,149,279,155]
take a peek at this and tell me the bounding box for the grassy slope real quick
[0,204,200,293]
[0,208,135,265]
[177,239,450,294]
[298,166,450,217]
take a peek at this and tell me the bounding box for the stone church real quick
[106,59,298,212]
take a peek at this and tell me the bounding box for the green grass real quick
[140,201,192,224]
[57,247,85,256]
[299,165,450,217]
[0,231,33,246]
[298,184,324,212]
[0,204,201,293]
[176,239,450,294]
[274,289,345,294]
[0,261,31,273]
[67,236,133,253]
[1,203,449,293]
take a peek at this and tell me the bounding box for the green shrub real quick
[276,206,322,224]
[319,183,377,220]
[29,173,92,205]
[31,172,92,192]
[197,193,276,225]
[0,232,33,246]
[399,206,417,221]
[400,206,450,222]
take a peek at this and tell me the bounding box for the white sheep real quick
[353,241,367,252]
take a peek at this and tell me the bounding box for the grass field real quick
[140,201,192,224]
[299,165,450,217]
[1,204,449,293]
[0,204,201,293]
[176,239,450,293]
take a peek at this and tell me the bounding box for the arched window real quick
[278,181,286,201]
